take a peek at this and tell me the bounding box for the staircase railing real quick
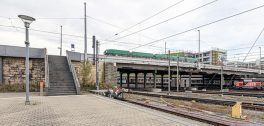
[66,51,80,94]
[44,49,49,91]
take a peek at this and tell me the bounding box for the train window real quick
[244,79,252,82]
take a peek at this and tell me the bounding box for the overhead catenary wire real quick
[242,26,264,62]
[229,51,260,55]
[100,39,175,50]
[0,23,169,50]
[102,39,262,56]
[86,15,123,30]
[85,15,156,42]
[114,0,184,36]
[1,15,155,41]
[34,17,83,20]
[0,24,91,39]
[2,22,261,58]
[227,44,264,51]
[114,0,218,41]
[230,54,262,58]
[129,4,264,50]
[0,16,84,20]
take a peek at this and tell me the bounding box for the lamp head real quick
[18,15,35,27]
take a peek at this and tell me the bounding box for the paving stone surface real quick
[0,93,209,126]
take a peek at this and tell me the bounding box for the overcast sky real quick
[0,0,264,62]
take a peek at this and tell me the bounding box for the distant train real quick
[234,78,264,90]
[104,49,198,63]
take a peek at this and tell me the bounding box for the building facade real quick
[171,48,227,65]
[197,48,227,65]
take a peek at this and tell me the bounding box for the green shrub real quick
[80,61,94,91]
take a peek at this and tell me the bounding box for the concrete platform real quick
[0,93,208,126]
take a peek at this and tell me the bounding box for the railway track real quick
[89,90,262,126]
[123,99,261,126]
[193,91,264,98]
[125,91,264,111]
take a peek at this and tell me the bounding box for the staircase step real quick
[47,93,76,96]
[49,79,74,83]
[49,82,74,84]
[49,85,75,87]
[48,89,76,92]
[47,92,77,96]
[48,86,76,89]
[47,55,77,96]
[49,66,70,71]
[48,90,77,93]
[48,86,75,91]
[49,73,73,78]
[48,90,76,93]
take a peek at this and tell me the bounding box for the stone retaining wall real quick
[1,57,45,86]
[104,62,118,85]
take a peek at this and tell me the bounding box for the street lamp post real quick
[18,15,35,105]
[168,50,171,94]
[176,56,179,92]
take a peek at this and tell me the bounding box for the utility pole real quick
[220,65,224,91]
[60,25,62,56]
[176,56,179,92]
[96,40,100,91]
[168,50,171,94]
[220,55,224,91]
[84,2,87,62]
[260,47,262,74]
[198,30,201,70]
[165,41,167,54]
[92,36,96,65]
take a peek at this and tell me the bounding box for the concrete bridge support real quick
[0,57,2,84]
[161,74,164,89]
[144,73,147,88]
[202,75,205,85]
[135,72,138,89]
[153,72,156,88]
[120,72,123,88]
[127,73,130,89]
[189,72,192,88]
[170,74,172,90]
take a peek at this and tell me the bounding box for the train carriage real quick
[234,78,264,90]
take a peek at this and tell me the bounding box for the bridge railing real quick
[66,51,80,95]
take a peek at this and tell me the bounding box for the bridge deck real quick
[67,51,263,75]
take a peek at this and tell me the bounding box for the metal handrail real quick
[66,51,80,94]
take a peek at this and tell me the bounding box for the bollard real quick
[40,80,44,96]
